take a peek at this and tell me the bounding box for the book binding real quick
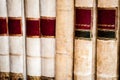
[25,0,41,79]
[0,0,10,79]
[41,0,56,79]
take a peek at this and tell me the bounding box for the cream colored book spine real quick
[74,0,97,80]
[7,0,24,79]
[97,0,119,80]
[25,0,41,79]
[0,0,10,79]
[40,0,56,80]
[55,0,74,80]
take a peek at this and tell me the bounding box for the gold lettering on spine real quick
[76,24,91,27]
[98,24,115,28]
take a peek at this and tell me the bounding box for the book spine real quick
[7,0,24,79]
[25,0,41,80]
[55,0,74,80]
[40,0,56,80]
[0,0,10,79]
[97,0,119,80]
[74,0,96,80]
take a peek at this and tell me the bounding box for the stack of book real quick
[0,0,119,80]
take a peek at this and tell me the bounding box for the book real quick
[40,0,56,79]
[74,0,97,80]
[55,0,74,80]
[7,0,24,79]
[0,0,10,79]
[97,0,119,79]
[25,0,41,79]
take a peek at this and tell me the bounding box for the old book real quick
[0,0,10,79]
[25,0,41,79]
[40,0,56,80]
[97,0,119,80]
[7,0,24,79]
[55,0,74,80]
[74,0,97,80]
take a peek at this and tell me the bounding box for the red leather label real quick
[26,19,40,37]
[8,18,22,35]
[41,18,56,36]
[75,8,91,30]
[0,18,7,34]
[98,9,116,30]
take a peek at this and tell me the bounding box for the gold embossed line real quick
[0,34,8,36]
[41,16,56,20]
[75,37,91,40]
[75,29,90,32]
[26,18,40,20]
[98,24,115,27]
[98,28,115,31]
[75,7,92,10]
[27,36,40,38]
[41,35,55,38]
[75,24,91,27]
[9,33,23,37]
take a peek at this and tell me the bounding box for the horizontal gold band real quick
[41,35,55,38]
[98,7,117,10]
[98,28,115,31]
[9,34,23,36]
[41,16,56,20]
[75,7,92,10]
[26,18,40,20]
[0,17,7,19]
[27,75,41,80]
[98,24,115,27]
[75,37,91,40]
[0,34,8,36]
[75,29,90,32]
[27,36,40,38]
[76,24,90,27]
[97,37,116,40]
